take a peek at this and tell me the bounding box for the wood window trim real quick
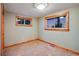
[1,3,4,49]
[1,3,4,56]
[44,11,69,32]
[16,16,32,27]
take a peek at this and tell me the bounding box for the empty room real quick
[0,3,79,56]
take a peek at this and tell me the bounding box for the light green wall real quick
[4,12,38,46]
[39,6,79,52]
[4,5,79,52]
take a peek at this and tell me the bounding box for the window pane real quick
[55,17,62,28]
[47,18,58,28]
[25,20,31,25]
[21,19,24,24]
[47,16,66,28]
[17,18,21,24]
[59,16,66,28]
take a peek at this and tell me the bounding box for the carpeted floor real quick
[3,40,79,56]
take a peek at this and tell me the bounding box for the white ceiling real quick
[4,3,79,17]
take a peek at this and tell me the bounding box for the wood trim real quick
[4,39,38,48]
[1,15,4,49]
[16,24,32,27]
[16,16,32,20]
[44,10,69,32]
[0,48,1,55]
[1,3,4,56]
[15,16,32,27]
[37,39,79,55]
[4,38,79,55]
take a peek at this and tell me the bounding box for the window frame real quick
[44,11,69,31]
[16,16,32,27]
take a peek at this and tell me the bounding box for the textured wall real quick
[39,6,79,52]
[4,12,38,46]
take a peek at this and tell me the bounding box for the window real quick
[16,16,32,27]
[44,11,69,31]
[25,20,31,25]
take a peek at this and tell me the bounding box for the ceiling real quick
[4,3,79,17]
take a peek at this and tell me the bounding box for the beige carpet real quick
[3,40,79,56]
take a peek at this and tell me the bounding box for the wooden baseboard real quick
[4,39,38,48]
[4,39,79,55]
[37,39,79,55]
